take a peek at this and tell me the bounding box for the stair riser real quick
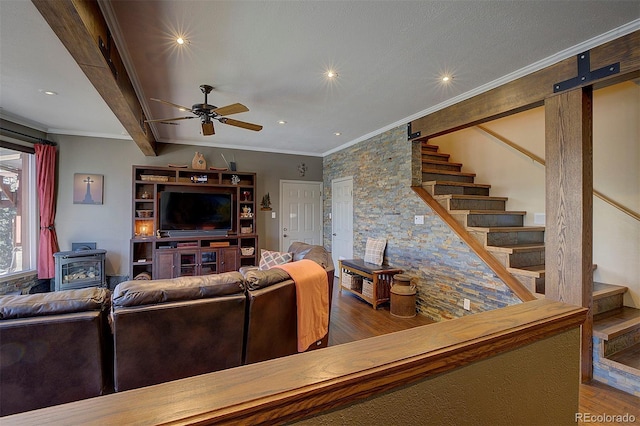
[445,198,506,211]
[485,230,545,246]
[422,153,449,162]
[603,328,640,357]
[427,184,490,196]
[423,162,462,172]
[491,251,544,269]
[462,214,524,228]
[508,250,545,268]
[594,293,625,316]
[421,144,439,153]
[509,273,545,295]
[422,172,474,183]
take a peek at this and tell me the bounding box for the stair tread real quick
[593,282,628,300]
[449,210,527,215]
[593,307,640,340]
[422,159,463,167]
[508,264,545,277]
[468,226,545,232]
[423,169,476,177]
[434,194,508,201]
[421,151,449,158]
[608,342,640,370]
[422,180,491,189]
[486,243,545,253]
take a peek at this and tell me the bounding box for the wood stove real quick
[53,249,107,291]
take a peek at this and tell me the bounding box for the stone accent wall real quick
[0,273,40,295]
[323,126,521,322]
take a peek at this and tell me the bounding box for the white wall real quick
[431,82,639,308]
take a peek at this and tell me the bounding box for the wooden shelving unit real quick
[129,165,258,280]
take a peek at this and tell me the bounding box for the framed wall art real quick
[73,173,104,205]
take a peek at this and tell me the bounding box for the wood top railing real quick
[3,299,586,425]
[477,125,640,222]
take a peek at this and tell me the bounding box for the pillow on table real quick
[364,237,386,266]
[258,249,293,270]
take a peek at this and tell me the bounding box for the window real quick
[0,145,36,278]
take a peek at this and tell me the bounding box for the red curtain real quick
[34,143,59,279]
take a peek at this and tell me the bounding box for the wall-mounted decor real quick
[73,173,104,205]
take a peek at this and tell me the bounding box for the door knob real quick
[332,233,337,236]
[283,234,288,238]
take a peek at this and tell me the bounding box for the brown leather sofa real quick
[110,271,247,391]
[242,242,334,364]
[0,287,111,416]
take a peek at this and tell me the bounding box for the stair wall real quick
[323,126,521,322]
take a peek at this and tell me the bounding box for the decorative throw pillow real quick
[364,237,386,266]
[258,249,293,270]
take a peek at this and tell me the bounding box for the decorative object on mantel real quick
[192,152,207,170]
[209,166,228,171]
[168,164,188,168]
[221,153,237,171]
[260,193,272,211]
[231,175,241,185]
[298,163,307,177]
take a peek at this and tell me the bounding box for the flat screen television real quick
[159,191,233,236]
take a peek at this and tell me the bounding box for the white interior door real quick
[331,176,353,276]
[279,180,323,250]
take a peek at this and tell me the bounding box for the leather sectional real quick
[0,243,333,415]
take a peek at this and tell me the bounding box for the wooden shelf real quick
[129,165,258,279]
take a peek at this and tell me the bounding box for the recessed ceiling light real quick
[326,70,338,79]
[278,120,287,125]
[39,89,57,96]
[441,75,452,83]
[176,37,185,45]
[334,132,341,136]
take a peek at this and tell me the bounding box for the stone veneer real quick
[0,273,40,295]
[323,125,521,322]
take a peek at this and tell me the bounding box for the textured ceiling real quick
[1,1,639,156]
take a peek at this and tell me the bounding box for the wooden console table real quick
[339,259,402,309]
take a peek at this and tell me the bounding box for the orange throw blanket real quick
[274,259,329,352]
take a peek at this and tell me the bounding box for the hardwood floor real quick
[327,278,640,424]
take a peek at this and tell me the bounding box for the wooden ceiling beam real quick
[31,0,157,156]
[409,30,639,139]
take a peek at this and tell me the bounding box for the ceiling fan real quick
[145,84,263,136]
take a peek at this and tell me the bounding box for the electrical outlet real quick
[463,298,471,311]
[271,211,276,219]
[414,215,424,225]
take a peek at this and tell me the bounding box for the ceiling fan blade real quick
[150,98,192,112]
[220,118,263,132]
[202,121,215,136]
[145,116,196,123]
[212,103,249,116]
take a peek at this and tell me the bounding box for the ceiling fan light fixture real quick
[278,120,287,125]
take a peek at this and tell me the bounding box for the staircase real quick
[417,139,640,395]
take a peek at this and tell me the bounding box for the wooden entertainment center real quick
[129,165,258,280]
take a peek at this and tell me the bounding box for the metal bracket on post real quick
[553,50,619,93]
[407,122,421,140]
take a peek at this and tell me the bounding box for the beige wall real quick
[299,328,580,426]
[52,136,322,276]
[431,82,639,308]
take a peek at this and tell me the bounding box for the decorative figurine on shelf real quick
[192,152,207,170]
[241,206,253,218]
[231,174,241,185]
[242,190,251,201]
[260,193,272,211]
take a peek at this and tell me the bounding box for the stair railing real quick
[476,125,640,222]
